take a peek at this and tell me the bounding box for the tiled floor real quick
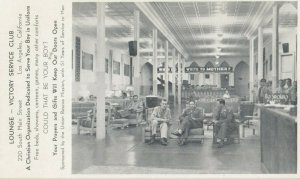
[72,121,262,174]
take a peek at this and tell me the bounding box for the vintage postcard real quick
[0,0,298,178]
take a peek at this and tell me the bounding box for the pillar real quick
[249,37,255,102]
[172,48,176,105]
[258,27,264,82]
[96,3,106,139]
[152,29,158,96]
[272,4,279,92]
[229,73,234,86]
[177,53,182,112]
[133,10,140,95]
[164,41,169,98]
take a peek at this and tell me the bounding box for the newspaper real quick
[0,0,298,178]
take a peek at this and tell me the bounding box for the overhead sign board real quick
[157,66,233,73]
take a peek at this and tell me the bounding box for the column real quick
[109,50,113,90]
[172,48,176,105]
[177,53,182,112]
[96,3,106,139]
[249,37,255,102]
[258,27,264,82]
[229,73,234,86]
[164,41,169,98]
[216,74,220,88]
[272,4,279,92]
[133,10,140,95]
[152,29,158,96]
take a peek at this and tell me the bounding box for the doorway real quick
[234,61,249,98]
[141,62,153,96]
[220,74,229,88]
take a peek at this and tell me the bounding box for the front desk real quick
[260,105,297,173]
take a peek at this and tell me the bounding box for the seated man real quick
[147,98,171,146]
[213,99,235,148]
[223,90,231,99]
[116,95,143,120]
[172,101,204,146]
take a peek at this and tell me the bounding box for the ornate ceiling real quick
[73,1,297,61]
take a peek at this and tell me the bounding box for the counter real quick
[260,105,297,173]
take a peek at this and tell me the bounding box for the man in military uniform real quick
[172,100,204,146]
[116,95,143,121]
[214,99,235,148]
[148,98,171,146]
[258,79,268,103]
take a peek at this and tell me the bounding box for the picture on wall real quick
[82,51,94,71]
[113,60,120,75]
[124,64,130,76]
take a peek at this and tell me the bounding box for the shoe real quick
[161,138,167,146]
[172,130,182,137]
[217,141,224,148]
[178,139,187,146]
[147,134,156,145]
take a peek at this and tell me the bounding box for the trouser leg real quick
[151,120,158,135]
[181,120,191,140]
[216,122,228,140]
[160,123,168,139]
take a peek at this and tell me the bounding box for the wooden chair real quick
[72,101,112,135]
[72,102,96,135]
[142,108,172,143]
[212,120,240,144]
[174,108,205,143]
[239,102,259,137]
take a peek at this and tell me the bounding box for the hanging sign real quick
[157,67,173,73]
[185,67,233,73]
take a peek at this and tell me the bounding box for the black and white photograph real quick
[71,1,298,175]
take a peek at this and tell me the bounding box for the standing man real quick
[258,79,267,103]
[276,79,286,94]
[214,99,235,148]
[172,100,204,146]
[148,98,171,145]
[290,81,297,105]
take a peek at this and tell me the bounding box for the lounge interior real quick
[72,1,298,175]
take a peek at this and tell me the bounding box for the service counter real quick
[259,105,297,173]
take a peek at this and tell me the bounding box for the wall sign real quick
[157,66,233,73]
[185,67,233,73]
[265,93,289,104]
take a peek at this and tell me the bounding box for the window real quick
[124,64,130,77]
[205,74,210,79]
[190,74,195,80]
[113,61,120,75]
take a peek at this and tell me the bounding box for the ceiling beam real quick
[135,2,189,59]
[245,2,274,38]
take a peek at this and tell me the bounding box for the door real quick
[220,74,229,88]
